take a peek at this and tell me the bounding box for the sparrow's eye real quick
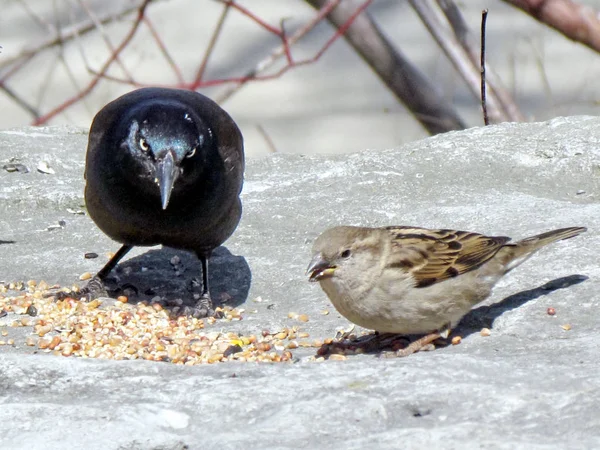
[341,249,352,258]
[139,138,149,152]
[185,147,196,159]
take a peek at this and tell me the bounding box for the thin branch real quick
[33,0,152,125]
[215,0,341,103]
[306,0,466,134]
[144,15,185,84]
[88,1,357,93]
[75,0,134,82]
[504,0,600,53]
[16,0,56,34]
[408,0,507,124]
[219,0,285,36]
[480,9,489,126]
[257,124,278,153]
[193,2,232,86]
[0,1,154,70]
[0,84,40,119]
[436,0,524,121]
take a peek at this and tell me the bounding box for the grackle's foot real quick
[47,276,108,302]
[173,294,214,319]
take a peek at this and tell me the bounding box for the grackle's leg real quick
[95,244,133,280]
[179,251,214,318]
[54,244,133,301]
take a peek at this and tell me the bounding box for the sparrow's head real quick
[119,100,213,209]
[306,226,384,283]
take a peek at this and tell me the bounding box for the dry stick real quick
[66,3,138,119]
[436,0,524,122]
[0,0,156,70]
[33,0,152,125]
[218,0,286,36]
[144,16,186,85]
[306,0,465,134]
[52,1,103,120]
[215,0,341,103]
[408,0,506,124]
[0,84,39,119]
[0,54,40,119]
[256,124,278,153]
[504,0,600,53]
[193,2,232,87]
[92,2,364,93]
[76,0,134,82]
[16,0,54,33]
[480,9,489,126]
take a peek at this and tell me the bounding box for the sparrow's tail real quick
[498,227,586,272]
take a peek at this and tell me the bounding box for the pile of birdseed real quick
[0,280,340,364]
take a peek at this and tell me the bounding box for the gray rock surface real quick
[1,117,599,449]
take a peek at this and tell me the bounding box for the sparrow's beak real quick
[156,151,178,210]
[306,253,336,282]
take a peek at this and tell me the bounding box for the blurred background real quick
[2,0,600,156]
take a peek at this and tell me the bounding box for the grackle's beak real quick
[156,151,178,210]
[306,253,336,282]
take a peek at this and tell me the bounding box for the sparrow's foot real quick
[47,276,108,301]
[317,332,411,357]
[386,331,443,358]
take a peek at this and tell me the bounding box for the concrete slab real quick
[0,116,599,448]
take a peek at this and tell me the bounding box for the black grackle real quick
[81,87,244,317]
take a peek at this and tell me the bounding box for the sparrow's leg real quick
[390,326,451,357]
[317,332,411,356]
[52,245,133,301]
[181,251,214,318]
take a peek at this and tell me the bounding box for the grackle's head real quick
[119,101,213,210]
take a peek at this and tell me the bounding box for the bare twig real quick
[216,0,341,103]
[409,0,507,124]
[33,0,152,125]
[144,15,185,85]
[75,0,134,82]
[481,9,489,126]
[16,0,55,34]
[0,1,155,70]
[219,0,286,36]
[504,0,600,53]
[306,0,465,134]
[0,84,40,119]
[90,0,357,93]
[436,0,524,121]
[193,2,232,86]
[256,124,278,153]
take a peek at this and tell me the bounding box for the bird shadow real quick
[454,274,588,338]
[101,245,251,310]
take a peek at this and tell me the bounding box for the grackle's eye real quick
[139,138,149,152]
[185,147,196,159]
[341,249,352,258]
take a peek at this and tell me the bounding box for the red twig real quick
[219,0,284,36]
[216,0,341,103]
[90,0,371,90]
[280,18,293,65]
[29,0,367,124]
[143,15,185,84]
[192,2,232,87]
[33,0,151,125]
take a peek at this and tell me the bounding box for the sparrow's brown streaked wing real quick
[384,226,511,287]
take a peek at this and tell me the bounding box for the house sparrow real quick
[307,225,586,356]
